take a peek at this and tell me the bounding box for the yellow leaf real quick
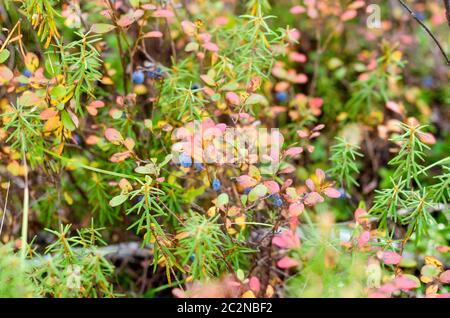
[43,116,61,132]
[235,215,246,229]
[207,206,216,217]
[101,76,114,85]
[420,275,433,284]
[109,151,131,163]
[175,231,189,240]
[24,52,39,72]
[63,192,73,205]
[265,285,274,298]
[7,161,24,176]
[241,290,256,298]
[123,137,135,151]
[424,256,443,269]
[425,284,439,296]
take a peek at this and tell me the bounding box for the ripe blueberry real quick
[212,178,221,191]
[132,70,145,84]
[275,91,288,103]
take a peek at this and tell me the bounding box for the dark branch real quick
[444,0,450,27]
[398,0,450,66]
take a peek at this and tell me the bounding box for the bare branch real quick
[398,0,450,66]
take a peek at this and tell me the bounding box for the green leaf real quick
[135,164,158,175]
[216,193,229,208]
[109,194,129,207]
[91,23,116,34]
[248,184,267,202]
[129,0,140,7]
[50,84,66,101]
[221,82,239,91]
[240,194,248,206]
[0,50,10,64]
[61,110,76,131]
[159,154,173,168]
[245,94,268,106]
[185,42,199,52]
[421,264,440,278]
[236,269,245,281]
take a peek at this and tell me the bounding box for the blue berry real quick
[135,195,144,204]
[23,69,32,78]
[189,253,196,262]
[212,178,221,191]
[422,76,434,88]
[272,194,283,207]
[275,91,288,103]
[194,161,204,171]
[243,187,251,195]
[179,153,192,168]
[147,68,163,79]
[132,70,145,84]
[191,83,200,90]
[338,188,346,200]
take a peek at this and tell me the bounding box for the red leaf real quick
[110,151,131,163]
[248,277,260,294]
[439,270,450,284]
[225,92,240,105]
[323,187,340,198]
[290,6,306,14]
[203,42,219,52]
[341,10,357,21]
[40,108,58,120]
[236,175,258,188]
[383,251,402,265]
[288,202,304,217]
[354,207,368,225]
[304,192,323,206]
[153,9,174,18]
[263,181,280,194]
[272,230,300,249]
[305,178,315,191]
[386,101,403,115]
[418,132,436,145]
[105,128,122,143]
[143,31,163,38]
[394,275,420,290]
[284,147,303,158]
[357,230,371,247]
[277,257,298,269]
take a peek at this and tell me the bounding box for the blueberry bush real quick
[0,0,449,298]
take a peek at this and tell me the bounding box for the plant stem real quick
[418,156,450,175]
[20,135,29,260]
[41,147,144,184]
[0,181,10,237]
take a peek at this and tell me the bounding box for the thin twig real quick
[398,0,450,65]
[0,181,11,238]
[20,137,29,260]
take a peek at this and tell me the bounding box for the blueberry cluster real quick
[270,193,283,207]
[132,68,164,84]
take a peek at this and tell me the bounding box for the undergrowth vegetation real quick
[0,0,449,298]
